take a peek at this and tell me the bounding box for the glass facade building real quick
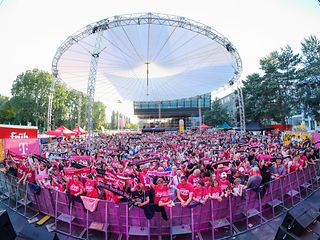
[134,93,211,129]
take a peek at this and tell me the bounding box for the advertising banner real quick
[0,125,38,139]
[4,138,40,158]
[283,131,312,145]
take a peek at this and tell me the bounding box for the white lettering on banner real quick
[10,132,29,139]
[18,142,29,155]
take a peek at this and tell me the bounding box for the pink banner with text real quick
[4,138,40,158]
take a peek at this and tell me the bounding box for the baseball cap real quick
[221,172,227,178]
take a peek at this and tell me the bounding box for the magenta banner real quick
[4,138,40,157]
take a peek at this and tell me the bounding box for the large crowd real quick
[3,130,319,219]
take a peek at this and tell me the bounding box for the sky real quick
[0,0,319,121]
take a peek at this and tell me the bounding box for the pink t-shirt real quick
[177,182,194,201]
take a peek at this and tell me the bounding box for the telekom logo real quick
[18,142,29,155]
[10,132,29,139]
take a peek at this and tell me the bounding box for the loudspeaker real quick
[0,210,16,240]
[276,203,320,238]
[274,225,296,240]
[53,233,60,240]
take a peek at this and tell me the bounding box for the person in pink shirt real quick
[219,172,231,192]
[25,163,36,184]
[298,151,308,169]
[67,175,84,197]
[84,174,99,199]
[208,180,223,201]
[192,181,208,205]
[17,161,28,185]
[153,178,175,208]
[177,176,193,207]
[188,169,201,186]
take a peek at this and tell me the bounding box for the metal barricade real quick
[128,204,150,240]
[263,179,284,218]
[55,190,74,236]
[85,199,109,240]
[1,164,320,240]
[0,170,10,202]
[170,202,192,240]
[193,201,211,239]
[298,168,312,197]
[230,194,246,231]
[244,189,263,230]
[210,197,234,239]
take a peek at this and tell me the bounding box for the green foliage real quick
[93,101,107,131]
[10,69,52,127]
[0,95,16,124]
[203,99,232,127]
[242,37,320,124]
[5,68,107,131]
[296,35,320,121]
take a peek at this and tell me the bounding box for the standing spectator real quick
[232,178,244,197]
[192,181,208,205]
[153,178,175,208]
[188,169,201,186]
[67,175,84,197]
[84,174,99,198]
[244,167,262,190]
[177,176,193,207]
[271,158,286,179]
[208,180,223,201]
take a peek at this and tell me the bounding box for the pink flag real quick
[313,131,320,149]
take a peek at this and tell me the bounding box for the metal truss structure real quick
[237,82,246,132]
[86,30,103,139]
[49,12,242,133]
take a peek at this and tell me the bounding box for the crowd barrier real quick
[0,163,320,240]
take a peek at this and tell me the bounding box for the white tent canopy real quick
[53,13,242,102]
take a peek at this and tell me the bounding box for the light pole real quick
[158,101,162,127]
[198,96,202,132]
[116,100,122,131]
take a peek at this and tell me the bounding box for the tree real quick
[10,69,52,127]
[51,81,69,129]
[242,73,271,122]
[296,35,320,121]
[110,110,117,129]
[0,95,16,124]
[260,46,301,125]
[93,101,107,131]
[203,99,232,126]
